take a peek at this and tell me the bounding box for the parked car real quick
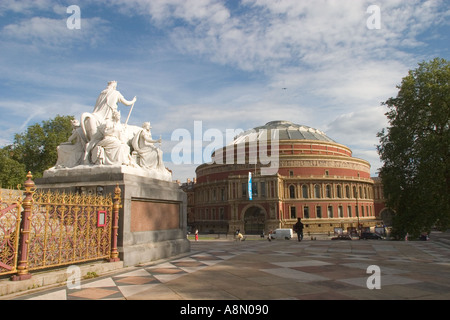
[359,232,383,240]
[331,234,352,240]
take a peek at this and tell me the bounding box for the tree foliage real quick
[377,58,450,238]
[0,115,74,186]
[0,147,26,188]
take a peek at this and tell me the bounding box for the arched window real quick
[289,185,296,199]
[302,185,309,198]
[303,206,310,219]
[337,185,342,198]
[290,206,297,219]
[326,185,332,198]
[316,206,322,218]
[327,206,333,218]
[314,184,321,198]
[345,185,350,198]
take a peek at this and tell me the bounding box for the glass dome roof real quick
[232,120,336,144]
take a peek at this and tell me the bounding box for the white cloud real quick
[129,0,447,75]
[0,0,448,181]
[326,106,388,144]
[114,0,230,24]
[2,16,109,47]
[0,0,55,15]
[325,105,388,175]
[0,99,91,144]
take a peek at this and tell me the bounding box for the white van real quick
[270,228,293,240]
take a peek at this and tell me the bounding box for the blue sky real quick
[0,0,449,181]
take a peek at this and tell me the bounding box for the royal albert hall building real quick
[191,120,383,235]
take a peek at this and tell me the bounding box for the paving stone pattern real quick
[5,237,450,300]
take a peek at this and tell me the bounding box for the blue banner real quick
[248,172,252,200]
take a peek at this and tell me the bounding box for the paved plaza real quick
[2,232,450,301]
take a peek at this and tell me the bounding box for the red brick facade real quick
[188,121,384,235]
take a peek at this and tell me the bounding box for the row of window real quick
[193,204,374,221]
[194,207,225,221]
[236,181,277,199]
[195,181,372,204]
[196,180,276,204]
[288,184,372,200]
[289,204,374,219]
[195,187,226,203]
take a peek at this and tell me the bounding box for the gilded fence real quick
[1,172,121,280]
[0,190,22,276]
[27,190,114,270]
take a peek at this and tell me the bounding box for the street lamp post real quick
[356,190,360,237]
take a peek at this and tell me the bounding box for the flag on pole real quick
[248,172,252,200]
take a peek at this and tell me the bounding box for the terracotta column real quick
[109,184,121,262]
[11,172,35,281]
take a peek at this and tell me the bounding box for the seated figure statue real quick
[45,81,172,182]
[92,111,135,166]
[132,122,165,171]
[55,120,85,168]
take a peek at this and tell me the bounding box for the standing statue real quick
[92,80,137,123]
[81,81,137,164]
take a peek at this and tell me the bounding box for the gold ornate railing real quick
[0,190,22,276]
[0,172,121,280]
[27,190,114,271]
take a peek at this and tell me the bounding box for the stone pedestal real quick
[36,165,190,267]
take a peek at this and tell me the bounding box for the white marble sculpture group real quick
[51,81,171,181]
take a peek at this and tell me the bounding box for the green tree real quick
[9,115,75,179]
[377,58,450,239]
[0,147,26,188]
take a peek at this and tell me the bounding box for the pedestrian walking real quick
[267,230,273,241]
[293,218,304,241]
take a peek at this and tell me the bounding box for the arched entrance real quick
[243,206,266,235]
